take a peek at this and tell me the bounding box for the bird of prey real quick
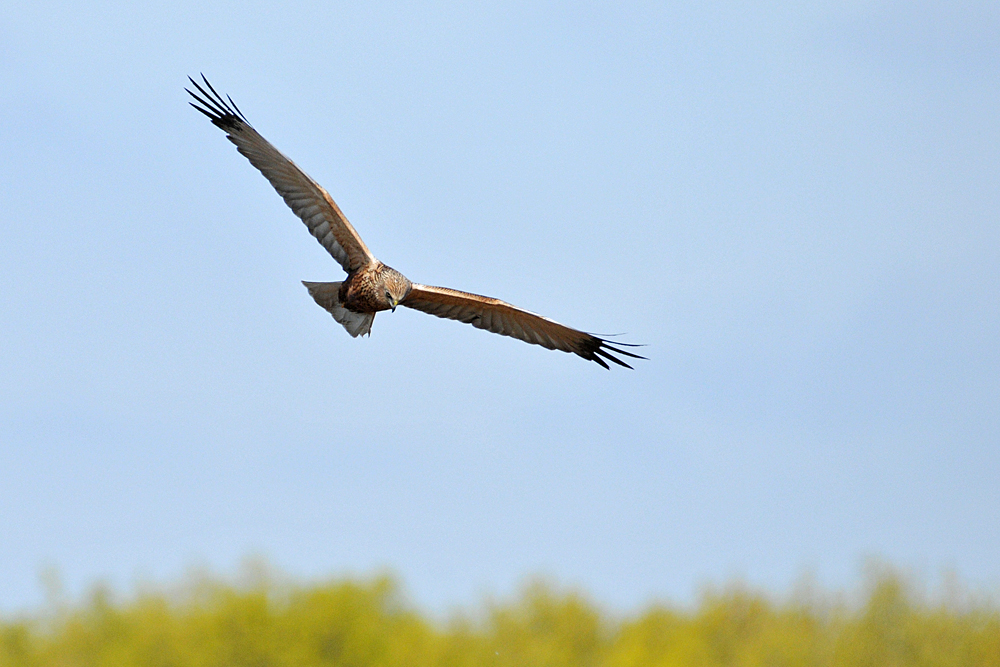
[187,76,643,369]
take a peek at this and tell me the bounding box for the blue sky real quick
[2,1,998,613]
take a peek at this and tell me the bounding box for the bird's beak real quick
[390,299,398,313]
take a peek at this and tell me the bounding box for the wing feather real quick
[187,75,375,273]
[401,284,645,369]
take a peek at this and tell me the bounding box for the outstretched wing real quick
[187,75,375,273]
[401,284,644,369]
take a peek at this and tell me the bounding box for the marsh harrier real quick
[188,76,643,369]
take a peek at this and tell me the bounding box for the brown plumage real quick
[188,76,644,369]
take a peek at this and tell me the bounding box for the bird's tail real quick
[302,281,374,338]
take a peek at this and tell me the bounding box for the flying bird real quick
[187,76,644,369]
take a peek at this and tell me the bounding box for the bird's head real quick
[381,267,412,313]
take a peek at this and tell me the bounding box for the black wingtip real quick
[186,74,251,130]
[582,335,646,370]
[594,346,635,370]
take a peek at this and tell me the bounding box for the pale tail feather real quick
[302,281,374,337]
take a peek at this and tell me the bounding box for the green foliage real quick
[1,568,997,667]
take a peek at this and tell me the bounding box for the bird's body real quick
[187,76,643,368]
[341,263,412,314]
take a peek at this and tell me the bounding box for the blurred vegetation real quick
[2,563,998,667]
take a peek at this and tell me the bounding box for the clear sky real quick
[2,0,998,613]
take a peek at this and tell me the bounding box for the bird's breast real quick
[342,269,390,313]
